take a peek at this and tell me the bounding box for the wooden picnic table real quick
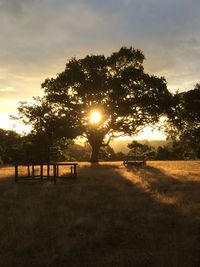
[53,162,78,183]
[14,162,78,183]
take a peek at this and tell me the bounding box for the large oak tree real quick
[17,47,172,162]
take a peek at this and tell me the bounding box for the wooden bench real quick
[123,156,146,167]
[14,162,78,183]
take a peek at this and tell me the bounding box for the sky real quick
[0,0,200,138]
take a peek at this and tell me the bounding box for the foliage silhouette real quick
[128,140,156,159]
[16,47,172,162]
[167,83,200,158]
[0,129,23,163]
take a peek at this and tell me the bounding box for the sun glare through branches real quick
[89,111,102,124]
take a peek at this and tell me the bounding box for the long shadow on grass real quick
[0,163,199,267]
[71,164,200,267]
[126,165,200,217]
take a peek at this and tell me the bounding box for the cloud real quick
[0,0,200,106]
[0,86,16,92]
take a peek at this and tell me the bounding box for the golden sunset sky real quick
[0,0,200,139]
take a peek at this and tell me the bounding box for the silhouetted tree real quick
[128,140,156,159]
[155,142,186,160]
[0,144,4,164]
[15,99,80,162]
[20,133,73,163]
[156,146,172,160]
[0,129,23,163]
[113,151,126,161]
[16,47,172,162]
[167,84,200,158]
[64,143,91,161]
[99,145,115,161]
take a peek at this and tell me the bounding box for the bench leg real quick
[47,164,50,180]
[70,166,73,177]
[32,165,35,177]
[15,165,18,183]
[74,165,77,179]
[56,165,59,177]
[40,165,43,180]
[53,164,56,184]
[28,165,30,177]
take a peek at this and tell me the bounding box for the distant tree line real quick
[0,129,199,165]
[0,128,125,164]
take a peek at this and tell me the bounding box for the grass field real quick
[0,161,200,267]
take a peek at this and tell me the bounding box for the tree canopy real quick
[0,129,23,164]
[128,140,156,159]
[17,46,172,162]
[167,83,200,158]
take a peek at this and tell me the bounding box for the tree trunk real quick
[88,130,105,163]
[90,144,101,163]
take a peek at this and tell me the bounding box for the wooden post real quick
[47,164,50,179]
[40,164,43,180]
[70,166,73,177]
[27,165,30,177]
[56,165,59,177]
[74,164,77,179]
[53,164,56,184]
[32,165,35,177]
[15,164,18,183]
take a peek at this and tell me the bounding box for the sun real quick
[90,111,102,124]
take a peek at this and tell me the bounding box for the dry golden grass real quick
[117,161,200,217]
[0,161,199,267]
